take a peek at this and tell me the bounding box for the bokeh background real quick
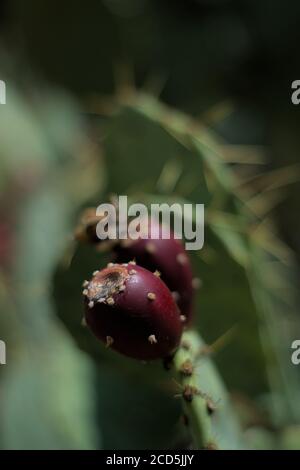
[3,0,300,259]
[0,0,300,450]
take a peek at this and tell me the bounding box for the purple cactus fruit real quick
[113,219,195,325]
[83,262,183,360]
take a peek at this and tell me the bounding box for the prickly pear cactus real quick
[1,75,299,450]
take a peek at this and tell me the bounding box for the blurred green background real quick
[3,0,300,259]
[0,0,299,450]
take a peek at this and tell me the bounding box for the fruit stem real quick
[171,331,215,449]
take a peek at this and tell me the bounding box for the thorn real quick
[205,442,218,450]
[180,315,187,323]
[129,269,137,275]
[176,253,188,265]
[198,344,212,357]
[119,285,126,291]
[82,289,88,296]
[106,297,115,305]
[172,291,180,302]
[174,393,182,399]
[182,385,200,403]
[82,280,89,288]
[206,399,217,415]
[129,259,136,265]
[180,359,194,377]
[172,378,183,392]
[98,297,105,303]
[88,301,94,308]
[153,270,161,277]
[192,277,202,289]
[147,292,156,300]
[106,336,114,348]
[197,325,237,358]
[145,242,156,254]
[93,270,99,276]
[148,334,157,344]
[107,262,115,268]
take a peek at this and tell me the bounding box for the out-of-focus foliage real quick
[8,0,300,266]
[0,73,101,449]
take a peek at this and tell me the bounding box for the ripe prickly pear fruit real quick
[113,220,196,325]
[83,262,183,360]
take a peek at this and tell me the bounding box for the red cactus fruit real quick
[83,262,183,360]
[112,219,196,325]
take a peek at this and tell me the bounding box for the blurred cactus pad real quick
[0,76,300,450]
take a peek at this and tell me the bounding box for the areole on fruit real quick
[83,263,183,360]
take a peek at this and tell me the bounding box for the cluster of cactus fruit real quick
[78,209,199,361]
[76,208,222,449]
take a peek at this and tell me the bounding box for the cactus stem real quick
[171,331,215,449]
